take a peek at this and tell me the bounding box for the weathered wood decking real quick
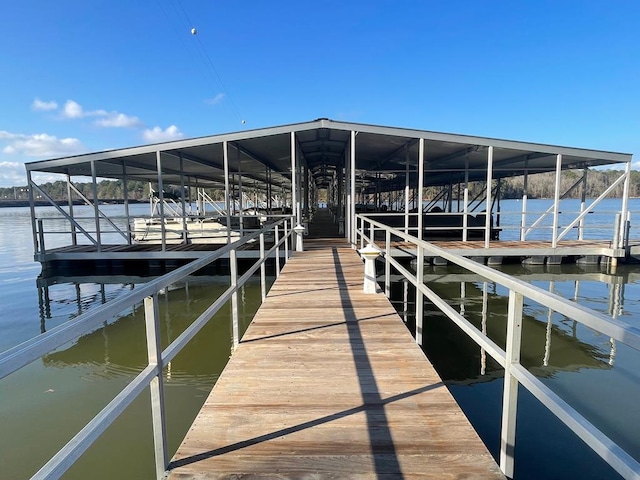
[167,240,504,479]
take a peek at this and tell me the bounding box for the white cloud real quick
[32,98,58,111]
[62,99,84,119]
[95,112,142,128]
[206,93,225,106]
[59,99,141,128]
[0,130,85,158]
[143,125,184,143]
[0,161,28,188]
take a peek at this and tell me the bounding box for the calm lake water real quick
[1,199,639,479]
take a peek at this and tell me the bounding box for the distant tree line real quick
[0,180,225,202]
[1,169,639,202]
[422,169,640,200]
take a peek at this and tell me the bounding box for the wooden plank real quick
[167,242,504,479]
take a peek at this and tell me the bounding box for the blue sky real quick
[1,0,639,187]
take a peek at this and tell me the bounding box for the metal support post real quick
[91,161,102,251]
[122,163,131,245]
[223,141,231,244]
[500,290,524,477]
[552,154,562,248]
[275,225,281,277]
[259,232,266,301]
[284,219,289,260]
[485,146,493,249]
[463,158,469,242]
[415,244,424,345]
[417,138,424,241]
[144,295,169,479]
[290,132,298,225]
[179,153,188,243]
[156,151,166,252]
[350,130,356,246]
[385,230,391,297]
[521,165,529,241]
[230,249,239,349]
[66,174,77,246]
[404,146,410,235]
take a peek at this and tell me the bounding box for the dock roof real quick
[25,119,632,191]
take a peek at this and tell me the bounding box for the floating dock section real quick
[167,240,503,478]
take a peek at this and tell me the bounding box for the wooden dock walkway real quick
[167,239,504,479]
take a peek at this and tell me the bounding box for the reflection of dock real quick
[167,242,503,479]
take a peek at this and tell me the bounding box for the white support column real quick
[578,168,587,240]
[500,290,524,478]
[462,157,469,242]
[417,138,424,241]
[619,160,632,249]
[290,132,298,225]
[66,174,78,246]
[237,147,244,237]
[521,164,529,241]
[27,170,38,254]
[274,224,281,277]
[144,295,169,478]
[122,163,131,245]
[91,160,102,251]
[259,232,266,301]
[404,147,410,235]
[415,244,425,345]
[552,154,563,248]
[179,153,188,243]
[223,141,231,244]
[156,151,166,252]
[385,229,391,297]
[350,130,357,246]
[484,146,494,249]
[230,249,239,349]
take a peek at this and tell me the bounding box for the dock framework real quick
[23,118,635,275]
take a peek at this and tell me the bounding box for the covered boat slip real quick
[24,119,634,273]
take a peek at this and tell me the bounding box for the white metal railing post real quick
[385,229,391,297]
[275,224,281,277]
[370,221,375,246]
[230,249,239,349]
[415,244,425,345]
[500,289,524,477]
[144,294,169,479]
[260,232,266,301]
[284,219,289,260]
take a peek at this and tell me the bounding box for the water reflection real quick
[388,261,640,480]
[3,274,268,480]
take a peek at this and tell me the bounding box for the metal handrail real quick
[356,213,640,480]
[0,216,296,479]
